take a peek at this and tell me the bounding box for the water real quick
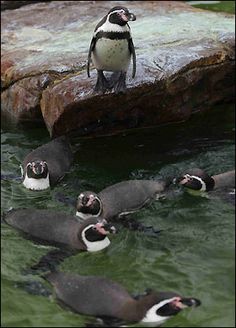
[187,0,235,14]
[1,1,235,327]
[1,103,235,327]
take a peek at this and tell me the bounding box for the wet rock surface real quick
[1,1,49,11]
[1,1,235,137]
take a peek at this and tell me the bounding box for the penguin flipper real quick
[128,38,136,78]
[87,37,96,78]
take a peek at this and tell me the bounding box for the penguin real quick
[76,179,167,221]
[3,208,116,252]
[175,168,235,192]
[87,6,136,94]
[21,136,73,191]
[44,271,201,326]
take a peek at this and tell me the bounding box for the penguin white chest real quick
[92,38,130,72]
[23,174,50,190]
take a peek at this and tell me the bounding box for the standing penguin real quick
[44,271,201,326]
[87,6,136,94]
[21,136,73,191]
[76,179,167,221]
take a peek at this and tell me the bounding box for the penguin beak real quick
[87,195,95,206]
[180,297,201,308]
[81,195,91,206]
[32,163,44,175]
[120,11,136,22]
[169,297,201,311]
[95,219,117,235]
[173,175,190,186]
[128,12,136,21]
[179,175,191,185]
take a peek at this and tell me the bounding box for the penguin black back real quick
[76,179,167,221]
[44,271,201,325]
[3,208,116,252]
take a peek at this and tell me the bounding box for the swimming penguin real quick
[87,6,136,94]
[175,168,235,192]
[76,179,167,221]
[21,136,73,191]
[44,271,201,326]
[3,208,116,252]
[174,168,235,205]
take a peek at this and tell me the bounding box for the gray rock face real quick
[1,1,235,137]
[1,1,47,11]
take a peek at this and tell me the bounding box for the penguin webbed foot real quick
[107,72,120,89]
[94,70,111,94]
[94,71,127,94]
[113,71,127,94]
[15,280,52,297]
[54,192,76,207]
[119,218,162,236]
[141,225,163,237]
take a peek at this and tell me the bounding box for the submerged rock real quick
[1,1,235,137]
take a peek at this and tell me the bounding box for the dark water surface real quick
[1,103,235,327]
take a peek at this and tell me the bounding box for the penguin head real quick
[174,168,215,192]
[142,290,201,325]
[107,6,136,26]
[78,217,116,252]
[26,160,49,179]
[76,191,102,218]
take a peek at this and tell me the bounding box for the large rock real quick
[1,1,48,11]
[1,1,235,137]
